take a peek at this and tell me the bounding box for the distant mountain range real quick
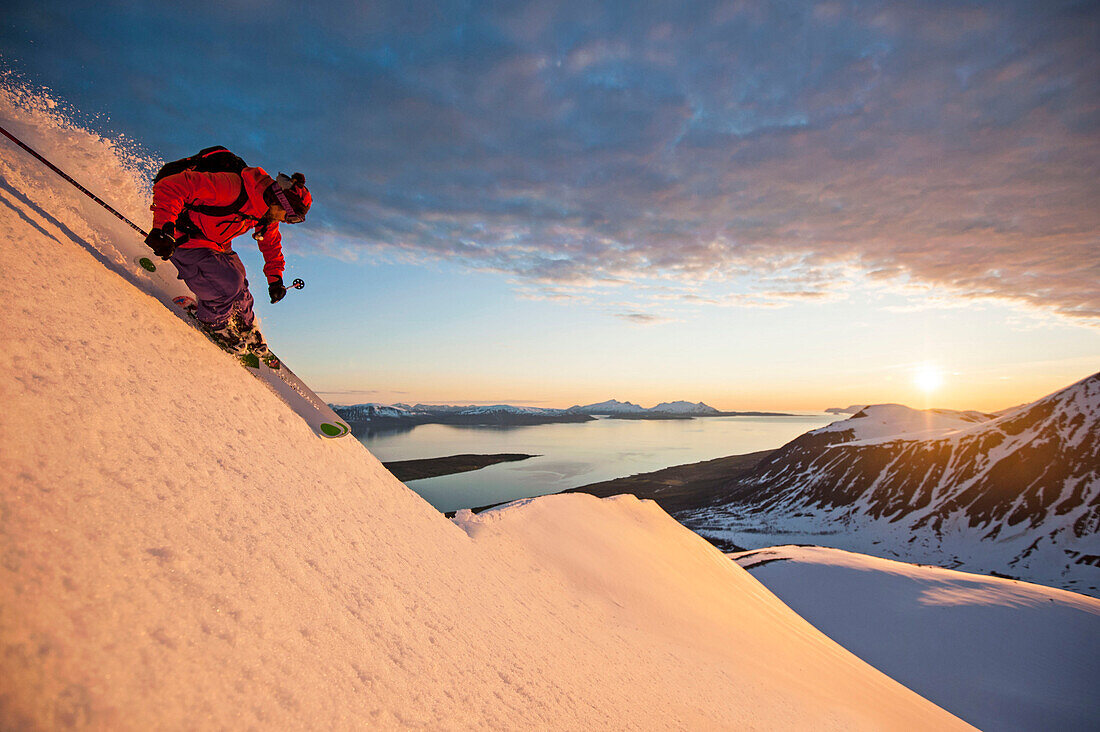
[333,399,791,426]
[336,403,573,419]
[332,402,593,429]
[681,372,1100,596]
[569,399,724,416]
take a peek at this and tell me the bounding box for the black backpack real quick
[153,146,250,218]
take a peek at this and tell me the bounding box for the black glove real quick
[144,223,176,260]
[268,277,288,304]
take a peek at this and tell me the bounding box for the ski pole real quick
[0,123,148,237]
[2,123,309,293]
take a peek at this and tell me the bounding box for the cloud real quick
[613,312,676,326]
[4,0,1097,320]
[316,0,1097,320]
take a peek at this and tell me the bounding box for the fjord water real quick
[360,414,840,513]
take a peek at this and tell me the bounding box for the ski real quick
[133,257,350,439]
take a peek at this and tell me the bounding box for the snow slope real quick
[732,546,1100,732]
[0,84,970,729]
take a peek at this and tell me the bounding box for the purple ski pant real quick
[170,247,255,328]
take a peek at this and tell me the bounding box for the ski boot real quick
[233,319,280,369]
[200,320,246,355]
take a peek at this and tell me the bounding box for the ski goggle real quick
[270,173,307,224]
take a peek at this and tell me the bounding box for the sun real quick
[913,363,944,394]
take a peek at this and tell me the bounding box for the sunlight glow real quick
[914,363,945,394]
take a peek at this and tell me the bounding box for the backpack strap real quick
[185,180,251,218]
[174,176,256,243]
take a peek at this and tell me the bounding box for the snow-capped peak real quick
[571,399,648,414]
[571,399,721,415]
[813,404,994,444]
[650,401,721,415]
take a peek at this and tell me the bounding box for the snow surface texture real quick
[0,83,971,728]
[732,546,1100,732]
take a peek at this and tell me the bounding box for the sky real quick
[2,0,1098,411]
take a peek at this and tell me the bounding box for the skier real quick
[143,162,311,355]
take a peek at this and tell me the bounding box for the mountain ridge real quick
[682,372,1100,595]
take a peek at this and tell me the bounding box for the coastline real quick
[443,449,776,518]
[605,411,796,420]
[338,413,595,435]
[383,453,538,482]
[563,449,775,514]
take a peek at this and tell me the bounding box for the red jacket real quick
[151,166,285,283]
